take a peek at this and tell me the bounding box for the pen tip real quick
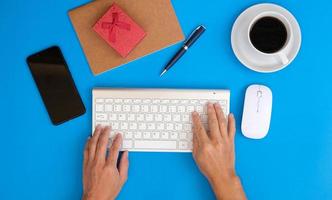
[160,70,167,77]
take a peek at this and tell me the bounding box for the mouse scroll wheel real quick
[257,90,263,97]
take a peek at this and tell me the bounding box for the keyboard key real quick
[109,113,117,121]
[155,114,163,121]
[187,106,195,112]
[111,122,119,129]
[147,123,156,130]
[132,105,140,112]
[190,100,198,104]
[114,105,122,112]
[129,123,138,130]
[195,105,203,113]
[96,113,107,121]
[143,132,151,139]
[134,140,177,149]
[123,105,131,112]
[164,114,171,121]
[182,115,190,122]
[128,114,135,121]
[159,105,167,112]
[143,99,151,104]
[177,106,186,113]
[95,122,109,127]
[96,104,104,112]
[152,99,161,104]
[122,140,133,149]
[166,123,174,130]
[119,114,126,121]
[169,106,177,113]
[114,99,123,103]
[179,132,187,139]
[134,132,142,139]
[173,114,181,122]
[161,132,169,139]
[151,105,158,113]
[175,123,183,131]
[179,141,188,149]
[125,132,133,139]
[141,105,149,112]
[152,132,160,139]
[138,123,147,130]
[145,114,153,121]
[170,132,178,139]
[96,98,104,103]
[171,99,179,104]
[137,114,144,121]
[180,100,189,104]
[187,132,193,140]
[105,105,113,112]
[184,124,191,131]
[156,123,165,130]
[161,99,170,104]
[105,99,113,103]
[124,99,132,103]
[120,122,128,130]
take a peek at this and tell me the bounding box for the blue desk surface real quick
[1,0,332,199]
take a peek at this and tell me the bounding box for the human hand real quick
[82,125,129,200]
[192,103,246,200]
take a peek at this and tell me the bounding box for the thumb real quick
[119,151,129,184]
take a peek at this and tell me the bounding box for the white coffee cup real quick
[247,11,294,65]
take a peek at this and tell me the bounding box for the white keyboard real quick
[92,88,230,152]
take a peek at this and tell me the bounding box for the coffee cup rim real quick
[247,11,293,56]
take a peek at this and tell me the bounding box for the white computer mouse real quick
[241,84,273,139]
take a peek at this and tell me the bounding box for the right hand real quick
[192,103,247,200]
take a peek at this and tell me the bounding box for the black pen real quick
[160,25,206,76]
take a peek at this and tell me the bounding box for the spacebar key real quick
[134,140,177,150]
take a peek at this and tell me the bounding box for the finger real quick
[83,137,90,191]
[88,125,102,162]
[83,137,90,172]
[106,133,122,167]
[119,151,129,184]
[214,103,228,138]
[192,126,199,156]
[95,126,111,164]
[228,113,236,140]
[207,103,222,141]
[192,112,209,144]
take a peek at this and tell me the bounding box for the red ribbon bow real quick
[101,12,131,43]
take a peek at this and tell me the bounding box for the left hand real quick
[82,125,129,200]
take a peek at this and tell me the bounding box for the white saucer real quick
[231,3,302,73]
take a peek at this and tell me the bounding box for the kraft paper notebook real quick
[69,0,184,75]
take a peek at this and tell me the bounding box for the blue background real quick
[1,0,331,199]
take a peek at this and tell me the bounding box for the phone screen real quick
[27,46,85,125]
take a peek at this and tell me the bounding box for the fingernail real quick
[96,124,101,129]
[208,103,213,108]
[192,111,198,117]
[214,103,220,107]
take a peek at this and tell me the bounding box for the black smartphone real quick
[27,46,86,125]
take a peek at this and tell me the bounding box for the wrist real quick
[209,172,244,200]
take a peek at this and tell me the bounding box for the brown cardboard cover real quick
[68,0,184,75]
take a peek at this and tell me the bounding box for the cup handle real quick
[278,53,289,65]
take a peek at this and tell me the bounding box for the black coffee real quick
[249,17,287,54]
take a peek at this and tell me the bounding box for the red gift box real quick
[93,3,146,57]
